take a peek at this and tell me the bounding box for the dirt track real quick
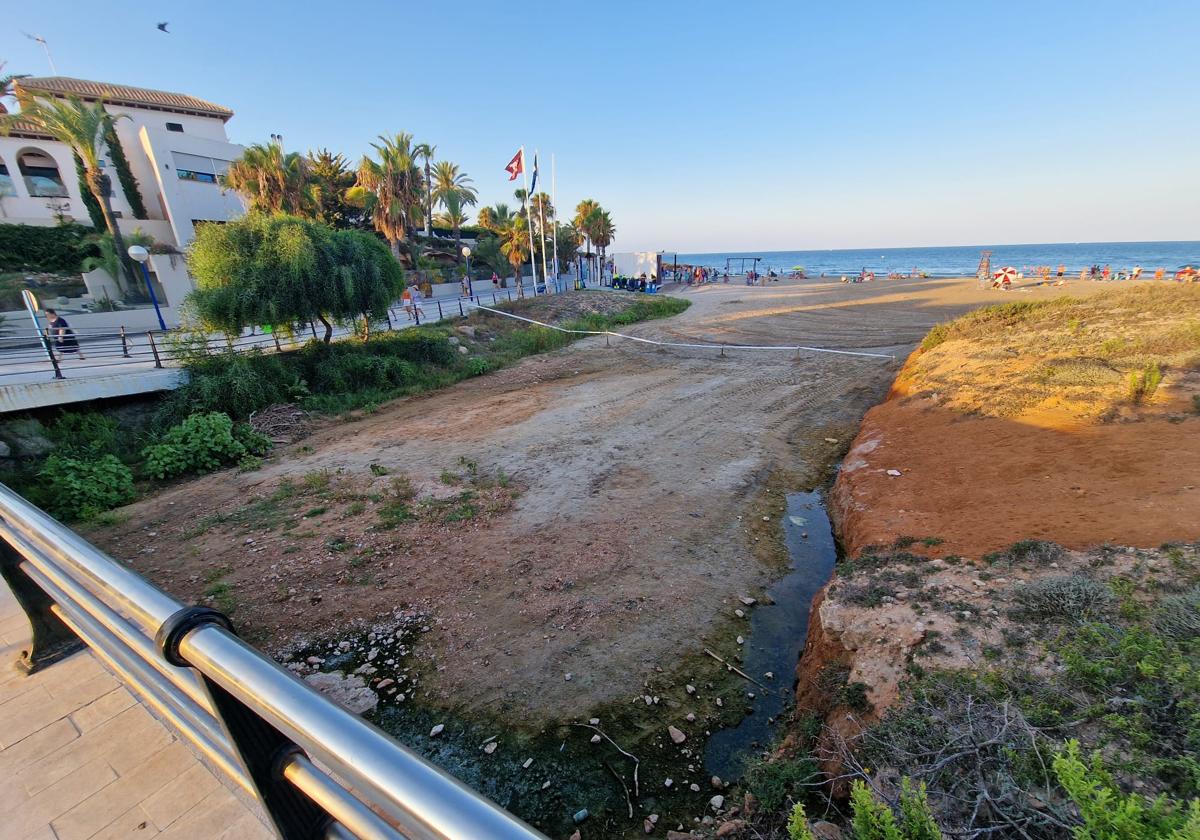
[91,277,1097,725]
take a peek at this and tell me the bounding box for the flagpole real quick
[551,154,559,293]
[518,146,536,297]
[534,149,550,294]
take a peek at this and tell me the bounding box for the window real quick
[172,151,219,183]
[0,163,15,197]
[17,149,67,198]
[166,122,184,133]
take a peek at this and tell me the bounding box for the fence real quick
[0,483,546,840]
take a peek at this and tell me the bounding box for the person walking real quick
[44,308,84,361]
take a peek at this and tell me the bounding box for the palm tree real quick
[413,142,436,236]
[1,91,138,294]
[499,216,531,298]
[435,191,470,249]
[592,210,616,281]
[224,143,314,215]
[477,203,512,233]
[574,199,601,281]
[431,161,478,252]
[349,132,423,260]
[529,192,554,238]
[0,63,27,114]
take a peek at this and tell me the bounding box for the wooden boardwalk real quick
[0,585,271,840]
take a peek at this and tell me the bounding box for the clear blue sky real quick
[5,0,1198,252]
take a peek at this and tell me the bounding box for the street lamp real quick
[461,246,473,300]
[127,245,167,331]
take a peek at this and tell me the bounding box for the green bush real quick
[142,412,270,479]
[1053,740,1200,839]
[38,453,135,521]
[1010,575,1114,622]
[1153,587,1200,641]
[47,412,121,458]
[0,223,99,272]
[158,351,304,424]
[849,778,941,840]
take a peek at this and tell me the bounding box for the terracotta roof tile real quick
[14,77,234,121]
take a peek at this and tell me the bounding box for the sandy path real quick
[90,277,1099,724]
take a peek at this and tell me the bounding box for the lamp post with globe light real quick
[461,246,473,300]
[127,245,167,331]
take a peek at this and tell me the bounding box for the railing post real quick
[437,300,443,321]
[458,299,464,317]
[157,608,330,839]
[119,326,131,358]
[38,331,64,380]
[385,310,393,331]
[272,330,282,352]
[0,539,83,673]
[147,331,164,368]
[414,306,420,326]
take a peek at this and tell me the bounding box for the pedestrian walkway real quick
[0,585,270,840]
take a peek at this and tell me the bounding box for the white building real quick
[0,76,245,249]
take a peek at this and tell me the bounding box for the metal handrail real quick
[0,483,546,840]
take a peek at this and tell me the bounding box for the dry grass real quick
[908,285,1200,419]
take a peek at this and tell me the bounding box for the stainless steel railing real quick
[0,483,546,840]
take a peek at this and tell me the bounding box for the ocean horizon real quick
[671,240,1200,278]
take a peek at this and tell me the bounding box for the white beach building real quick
[0,76,245,250]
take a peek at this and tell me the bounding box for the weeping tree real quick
[187,213,403,343]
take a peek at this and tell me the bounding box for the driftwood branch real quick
[703,647,768,689]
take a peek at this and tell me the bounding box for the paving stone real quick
[69,686,136,733]
[139,762,221,831]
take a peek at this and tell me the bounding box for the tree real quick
[555,223,580,267]
[0,63,27,114]
[498,216,531,296]
[574,199,602,281]
[431,161,477,252]
[477,203,513,233]
[592,210,616,279]
[306,149,359,228]
[187,213,401,343]
[529,192,554,238]
[223,143,315,215]
[2,91,138,295]
[413,142,436,236]
[349,133,423,260]
[471,235,510,281]
[83,228,153,292]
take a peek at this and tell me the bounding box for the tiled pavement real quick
[0,585,272,840]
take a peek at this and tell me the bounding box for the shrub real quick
[1129,362,1164,405]
[1153,587,1200,641]
[920,323,952,351]
[787,803,815,840]
[1005,539,1066,565]
[743,755,821,812]
[1053,740,1200,839]
[142,412,271,479]
[160,351,304,423]
[47,411,121,458]
[0,222,98,272]
[38,453,135,521]
[1010,575,1114,622]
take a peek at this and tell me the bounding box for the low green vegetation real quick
[142,412,270,479]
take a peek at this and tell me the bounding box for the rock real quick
[429,723,445,737]
[686,712,696,722]
[458,346,469,354]
[306,656,324,665]
[573,808,589,824]
[0,441,10,459]
[303,672,377,715]
[522,758,533,769]
[0,418,53,457]
[689,783,701,792]
[375,678,394,689]
[711,775,724,789]
[734,609,745,618]
[649,814,659,824]
[448,336,460,345]
[483,741,497,754]
[886,469,902,477]
[589,717,600,725]
[762,516,770,521]
[715,697,723,707]
[645,695,654,706]
[664,778,673,788]
[824,437,839,443]
[716,820,746,837]
[590,734,602,744]
[667,833,695,840]
[710,795,725,811]
[811,820,843,840]
[569,832,581,840]
[686,684,696,694]
[456,325,476,337]
[736,636,744,645]
[668,725,687,744]
[765,672,774,679]
[564,673,572,681]
[739,597,756,606]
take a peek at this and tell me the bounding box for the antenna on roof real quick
[22,32,58,75]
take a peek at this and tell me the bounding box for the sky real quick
[3,0,1198,252]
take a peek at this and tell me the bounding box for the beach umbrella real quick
[994,266,1018,284]
[1176,266,1197,281]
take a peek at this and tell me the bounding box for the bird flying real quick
[157,22,170,33]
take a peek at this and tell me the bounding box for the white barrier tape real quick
[471,304,895,360]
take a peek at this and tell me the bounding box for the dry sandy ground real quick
[89,277,1099,726]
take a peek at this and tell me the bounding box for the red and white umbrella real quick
[994,266,1018,284]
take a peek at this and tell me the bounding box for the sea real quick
[672,241,1200,278]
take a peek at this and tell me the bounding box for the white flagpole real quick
[520,146,537,297]
[534,149,550,294]
[551,154,559,292]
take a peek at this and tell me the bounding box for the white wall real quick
[0,136,90,226]
[139,125,245,248]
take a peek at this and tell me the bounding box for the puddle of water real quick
[703,490,838,779]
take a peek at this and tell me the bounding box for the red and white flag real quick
[504,148,524,181]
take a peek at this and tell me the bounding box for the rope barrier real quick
[471,304,896,360]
